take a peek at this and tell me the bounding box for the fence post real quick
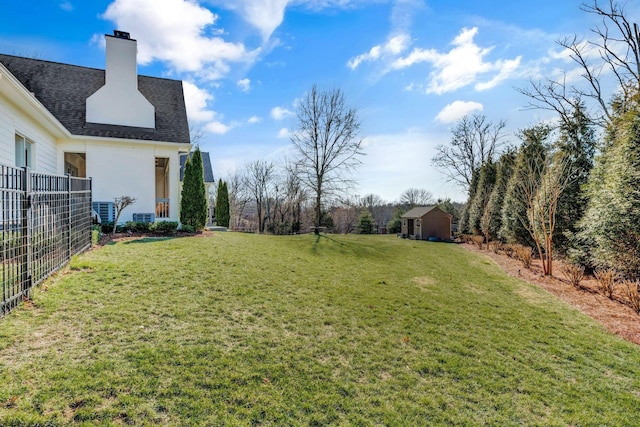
[21,167,32,297]
[67,173,72,261]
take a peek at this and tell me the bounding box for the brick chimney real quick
[86,30,155,129]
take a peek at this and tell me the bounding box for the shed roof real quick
[402,206,441,218]
[0,53,190,144]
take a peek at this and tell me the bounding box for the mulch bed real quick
[462,243,640,346]
[93,229,213,248]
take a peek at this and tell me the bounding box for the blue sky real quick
[0,0,627,202]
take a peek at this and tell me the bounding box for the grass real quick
[1,233,640,425]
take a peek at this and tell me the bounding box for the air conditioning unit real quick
[92,201,115,223]
[133,213,155,223]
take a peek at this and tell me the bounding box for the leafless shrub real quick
[594,268,617,299]
[503,244,516,259]
[514,245,533,269]
[562,264,585,289]
[470,235,484,249]
[492,241,504,254]
[622,280,640,313]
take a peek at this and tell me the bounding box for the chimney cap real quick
[113,30,130,39]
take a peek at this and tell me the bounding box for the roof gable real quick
[180,152,215,183]
[402,206,450,219]
[0,54,190,144]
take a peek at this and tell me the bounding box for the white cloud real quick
[435,101,483,123]
[212,0,381,41]
[248,115,262,124]
[60,1,74,11]
[102,0,260,80]
[348,33,410,70]
[205,119,232,134]
[213,0,290,41]
[277,127,290,138]
[183,81,215,123]
[392,27,521,94]
[271,106,295,120]
[183,81,235,135]
[237,78,251,92]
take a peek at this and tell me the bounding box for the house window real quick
[15,134,33,168]
[64,153,86,177]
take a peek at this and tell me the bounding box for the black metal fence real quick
[1,165,92,316]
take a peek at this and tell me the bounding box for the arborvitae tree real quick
[500,124,550,246]
[180,147,208,230]
[358,211,376,234]
[468,160,497,236]
[459,169,480,234]
[387,208,404,234]
[437,198,459,225]
[553,103,596,253]
[484,150,516,241]
[215,180,230,228]
[573,92,640,278]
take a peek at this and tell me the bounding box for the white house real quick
[0,30,193,224]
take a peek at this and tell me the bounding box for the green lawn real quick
[1,233,640,425]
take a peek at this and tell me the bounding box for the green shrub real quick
[181,224,196,234]
[151,221,178,236]
[123,221,152,233]
[91,225,101,246]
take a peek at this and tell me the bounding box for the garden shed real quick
[401,206,452,241]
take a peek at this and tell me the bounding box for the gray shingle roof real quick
[0,53,190,144]
[402,206,438,218]
[180,152,215,183]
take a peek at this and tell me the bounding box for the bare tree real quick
[112,196,136,236]
[399,188,434,208]
[431,114,506,188]
[226,171,250,230]
[290,85,363,233]
[519,0,640,128]
[242,160,276,233]
[512,153,574,276]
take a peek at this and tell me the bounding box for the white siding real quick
[57,139,184,223]
[0,92,58,173]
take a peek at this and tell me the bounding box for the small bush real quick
[470,235,484,249]
[503,244,516,259]
[514,245,533,269]
[101,221,115,234]
[181,224,196,234]
[492,241,504,255]
[91,225,101,246]
[594,268,617,299]
[124,221,152,233]
[562,264,585,289]
[151,221,178,236]
[622,280,640,313]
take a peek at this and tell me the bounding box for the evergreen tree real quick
[387,208,404,234]
[215,180,230,228]
[573,92,640,278]
[459,169,480,234]
[436,198,459,224]
[485,150,516,241]
[180,147,208,230]
[500,124,550,246]
[468,161,497,236]
[358,211,376,234]
[553,103,596,253]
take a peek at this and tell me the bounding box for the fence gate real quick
[1,165,92,316]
